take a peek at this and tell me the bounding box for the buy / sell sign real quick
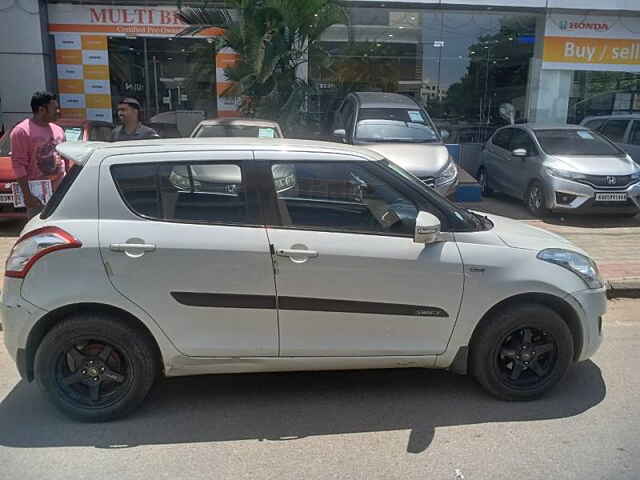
[543,14,640,72]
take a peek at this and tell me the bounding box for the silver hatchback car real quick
[479,124,640,217]
[2,138,605,421]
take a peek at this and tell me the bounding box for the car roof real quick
[196,118,281,127]
[501,123,589,132]
[56,138,385,165]
[583,114,640,121]
[56,118,113,128]
[352,92,419,109]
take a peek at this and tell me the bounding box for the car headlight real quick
[631,169,640,182]
[537,248,603,289]
[544,166,587,181]
[436,159,457,185]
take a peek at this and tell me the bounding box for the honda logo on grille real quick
[606,176,617,185]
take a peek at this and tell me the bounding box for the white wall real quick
[0,0,50,130]
[353,0,640,12]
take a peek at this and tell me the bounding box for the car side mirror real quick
[414,211,442,245]
[512,148,528,157]
[333,129,346,141]
[440,129,450,140]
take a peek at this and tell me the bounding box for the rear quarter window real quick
[40,164,84,219]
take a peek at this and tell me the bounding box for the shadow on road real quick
[460,194,640,228]
[0,361,605,453]
[0,218,24,237]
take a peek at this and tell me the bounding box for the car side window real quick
[270,161,418,236]
[600,119,630,143]
[342,101,356,137]
[492,128,513,149]
[0,131,10,156]
[111,162,255,225]
[628,121,640,146]
[90,126,114,142]
[583,118,606,131]
[509,129,538,155]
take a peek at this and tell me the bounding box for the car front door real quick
[98,151,278,357]
[257,151,464,356]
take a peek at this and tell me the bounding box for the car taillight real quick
[5,227,81,278]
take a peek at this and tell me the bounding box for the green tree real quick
[177,0,347,131]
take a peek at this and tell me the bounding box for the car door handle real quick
[276,249,319,258]
[110,243,156,252]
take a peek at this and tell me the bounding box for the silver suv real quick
[332,92,458,196]
[2,138,604,421]
[479,124,640,217]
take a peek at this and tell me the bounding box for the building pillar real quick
[525,13,573,124]
[0,0,53,130]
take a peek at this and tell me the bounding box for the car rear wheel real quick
[34,313,158,422]
[478,167,492,197]
[526,180,548,217]
[470,303,574,401]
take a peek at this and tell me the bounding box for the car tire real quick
[470,303,574,401]
[34,313,158,422]
[526,180,548,218]
[478,167,493,197]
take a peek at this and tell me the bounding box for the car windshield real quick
[194,124,280,138]
[63,126,83,142]
[0,132,10,156]
[355,108,440,144]
[534,129,623,156]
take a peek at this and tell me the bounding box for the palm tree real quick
[176,0,347,131]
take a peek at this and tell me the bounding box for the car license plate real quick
[0,193,15,205]
[595,192,627,202]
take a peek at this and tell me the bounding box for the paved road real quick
[1,299,639,480]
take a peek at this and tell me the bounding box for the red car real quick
[0,119,113,218]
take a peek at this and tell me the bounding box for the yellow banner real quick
[544,36,640,66]
[83,64,110,80]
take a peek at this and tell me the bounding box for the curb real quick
[607,280,640,299]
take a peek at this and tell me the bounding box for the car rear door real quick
[98,150,279,357]
[621,120,640,164]
[600,118,631,147]
[257,150,464,357]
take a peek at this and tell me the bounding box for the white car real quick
[2,138,605,421]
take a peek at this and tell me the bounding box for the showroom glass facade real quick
[44,1,640,140]
[310,7,541,139]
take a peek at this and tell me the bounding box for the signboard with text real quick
[543,14,640,72]
[48,4,223,36]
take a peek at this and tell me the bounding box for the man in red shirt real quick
[10,91,66,218]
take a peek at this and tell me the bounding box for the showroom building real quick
[0,0,639,137]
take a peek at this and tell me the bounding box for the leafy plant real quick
[176,0,347,132]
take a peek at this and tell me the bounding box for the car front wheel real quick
[470,303,574,401]
[34,313,158,422]
[478,167,493,197]
[526,180,548,217]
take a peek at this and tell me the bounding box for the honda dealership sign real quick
[543,14,640,72]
